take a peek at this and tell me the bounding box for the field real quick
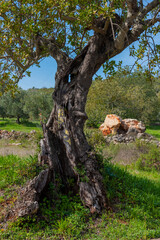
[0,118,42,133]
[0,120,160,239]
[146,125,160,141]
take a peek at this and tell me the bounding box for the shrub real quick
[86,70,160,127]
[136,145,160,171]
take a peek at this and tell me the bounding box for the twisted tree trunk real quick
[41,75,107,213]
[9,33,113,218]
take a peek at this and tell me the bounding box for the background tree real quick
[0,89,28,123]
[86,69,160,127]
[24,88,53,121]
[1,0,160,214]
[0,103,7,120]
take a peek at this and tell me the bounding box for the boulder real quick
[100,114,146,137]
[121,119,146,133]
[99,114,122,136]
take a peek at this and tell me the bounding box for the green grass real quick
[146,125,160,140]
[0,118,42,133]
[0,125,160,239]
[0,155,38,190]
[1,151,160,239]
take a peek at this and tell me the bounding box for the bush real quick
[86,69,160,127]
[136,145,160,171]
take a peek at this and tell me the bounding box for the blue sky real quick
[18,33,159,90]
[18,46,134,90]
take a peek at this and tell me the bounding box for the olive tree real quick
[86,70,160,127]
[0,89,28,123]
[24,88,53,121]
[1,0,160,215]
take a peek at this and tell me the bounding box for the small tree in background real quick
[86,69,160,127]
[0,89,28,123]
[24,88,53,121]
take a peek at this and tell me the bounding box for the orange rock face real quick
[121,119,146,133]
[99,115,145,136]
[99,114,122,136]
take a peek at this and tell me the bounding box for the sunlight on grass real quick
[0,155,38,189]
[146,125,160,140]
[1,156,160,240]
[0,118,42,133]
[0,124,160,239]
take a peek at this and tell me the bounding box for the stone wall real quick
[0,130,36,140]
[105,132,160,147]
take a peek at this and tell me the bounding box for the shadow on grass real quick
[0,119,10,128]
[1,160,160,240]
[103,162,160,224]
[146,125,160,140]
[0,119,41,130]
[21,120,41,128]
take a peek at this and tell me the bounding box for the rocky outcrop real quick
[121,119,146,133]
[99,114,122,136]
[99,115,146,136]
[99,114,160,147]
[0,130,36,140]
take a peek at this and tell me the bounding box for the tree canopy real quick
[1,0,160,90]
[86,69,160,127]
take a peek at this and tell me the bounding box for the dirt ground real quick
[0,139,37,157]
[103,142,149,166]
[0,146,36,157]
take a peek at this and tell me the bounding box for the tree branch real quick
[36,35,71,69]
[138,0,160,19]
[126,0,138,18]
[114,1,139,50]
[114,0,160,51]
[5,49,26,70]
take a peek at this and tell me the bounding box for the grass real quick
[0,155,38,190]
[0,155,38,225]
[0,124,160,239]
[0,148,160,239]
[146,125,160,140]
[0,118,42,133]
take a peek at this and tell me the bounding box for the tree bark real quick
[41,72,107,213]
[16,116,20,124]
[41,33,115,212]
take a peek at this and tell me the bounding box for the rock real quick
[121,119,145,133]
[99,114,122,136]
[100,114,160,147]
[30,130,36,134]
[126,127,139,137]
[137,132,145,139]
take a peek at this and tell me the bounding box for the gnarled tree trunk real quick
[42,76,107,213]
[10,33,120,218]
[38,33,113,213]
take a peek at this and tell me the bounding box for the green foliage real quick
[136,145,160,171]
[0,89,28,122]
[24,88,53,121]
[1,0,159,87]
[0,155,38,189]
[0,87,53,122]
[85,127,106,148]
[86,69,160,127]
